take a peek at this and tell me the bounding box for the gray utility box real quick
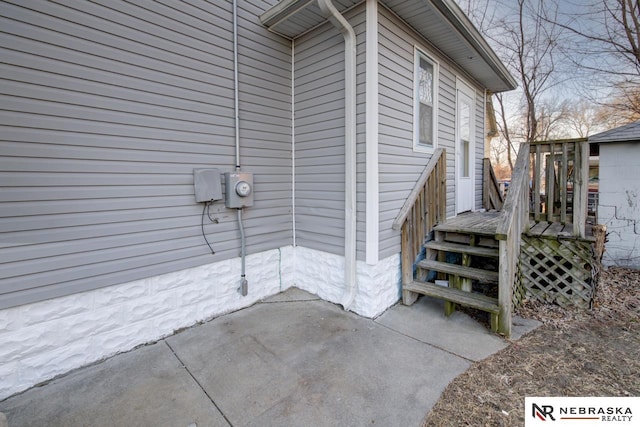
[193,168,222,203]
[225,172,254,208]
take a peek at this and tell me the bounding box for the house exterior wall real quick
[376,6,486,260]
[0,245,295,401]
[292,4,368,259]
[0,0,293,309]
[294,246,400,318]
[0,0,500,401]
[597,143,640,268]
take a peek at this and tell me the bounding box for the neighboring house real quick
[0,0,516,399]
[590,121,640,269]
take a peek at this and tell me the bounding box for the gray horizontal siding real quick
[293,4,366,258]
[378,6,476,260]
[0,0,293,309]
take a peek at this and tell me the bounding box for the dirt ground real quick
[422,267,640,427]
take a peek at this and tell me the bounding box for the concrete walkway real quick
[0,288,540,427]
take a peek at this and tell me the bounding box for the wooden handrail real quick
[392,148,445,230]
[496,142,530,241]
[495,142,530,337]
[394,149,447,306]
[482,158,504,210]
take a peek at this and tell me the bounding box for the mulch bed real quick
[422,267,640,427]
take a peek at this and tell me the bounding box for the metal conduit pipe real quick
[233,0,241,170]
[317,0,357,310]
[238,208,248,296]
[233,0,248,296]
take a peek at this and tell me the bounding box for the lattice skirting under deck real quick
[520,235,596,309]
[512,258,526,310]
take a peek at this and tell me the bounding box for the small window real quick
[414,49,438,151]
[460,101,470,177]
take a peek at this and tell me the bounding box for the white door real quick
[456,83,475,213]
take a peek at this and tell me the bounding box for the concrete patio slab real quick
[166,298,471,426]
[261,286,320,303]
[510,315,543,341]
[376,296,508,361]
[0,288,537,426]
[0,342,228,427]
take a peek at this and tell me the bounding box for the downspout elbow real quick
[317,0,357,311]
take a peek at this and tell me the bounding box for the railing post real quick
[439,150,446,222]
[401,223,418,305]
[533,144,541,221]
[498,238,512,337]
[546,143,556,222]
[573,140,589,238]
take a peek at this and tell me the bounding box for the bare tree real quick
[493,92,516,170]
[564,100,608,137]
[482,0,567,171]
[536,98,572,140]
[552,0,640,118]
[597,83,640,121]
[554,0,640,78]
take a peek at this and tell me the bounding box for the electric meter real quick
[235,180,252,197]
[224,172,254,208]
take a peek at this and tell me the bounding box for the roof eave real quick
[431,0,517,92]
[260,0,314,30]
[260,0,518,93]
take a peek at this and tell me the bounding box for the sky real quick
[454,0,636,137]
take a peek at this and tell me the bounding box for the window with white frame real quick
[414,49,438,151]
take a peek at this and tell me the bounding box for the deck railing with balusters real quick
[495,142,530,336]
[529,138,589,237]
[392,148,447,305]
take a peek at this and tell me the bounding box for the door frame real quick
[455,78,476,214]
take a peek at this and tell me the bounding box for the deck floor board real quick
[434,211,502,236]
[435,213,593,240]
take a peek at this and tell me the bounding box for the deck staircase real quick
[393,139,595,337]
[405,212,502,331]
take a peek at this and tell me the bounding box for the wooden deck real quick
[435,211,595,241]
[434,211,502,236]
[528,221,595,240]
[432,211,601,311]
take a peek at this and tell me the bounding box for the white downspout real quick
[317,0,357,310]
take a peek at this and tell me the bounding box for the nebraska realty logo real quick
[525,397,639,426]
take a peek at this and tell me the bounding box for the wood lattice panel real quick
[520,235,595,308]
[512,260,526,310]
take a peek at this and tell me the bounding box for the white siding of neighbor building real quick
[377,6,486,259]
[293,4,367,258]
[597,143,640,268]
[0,0,293,309]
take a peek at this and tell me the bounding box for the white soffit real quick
[260,0,517,93]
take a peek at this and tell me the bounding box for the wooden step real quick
[417,260,499,284]
[425,241,499,258]
[404,280,500,313]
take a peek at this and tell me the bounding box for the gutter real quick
[317,0,357,311]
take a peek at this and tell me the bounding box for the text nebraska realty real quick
[536,403,633,422]
[562,406,632,422]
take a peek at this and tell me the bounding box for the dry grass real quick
[422,267,640,427]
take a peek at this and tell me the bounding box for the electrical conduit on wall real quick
[233,0,248,295]
[316,0,357,310]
